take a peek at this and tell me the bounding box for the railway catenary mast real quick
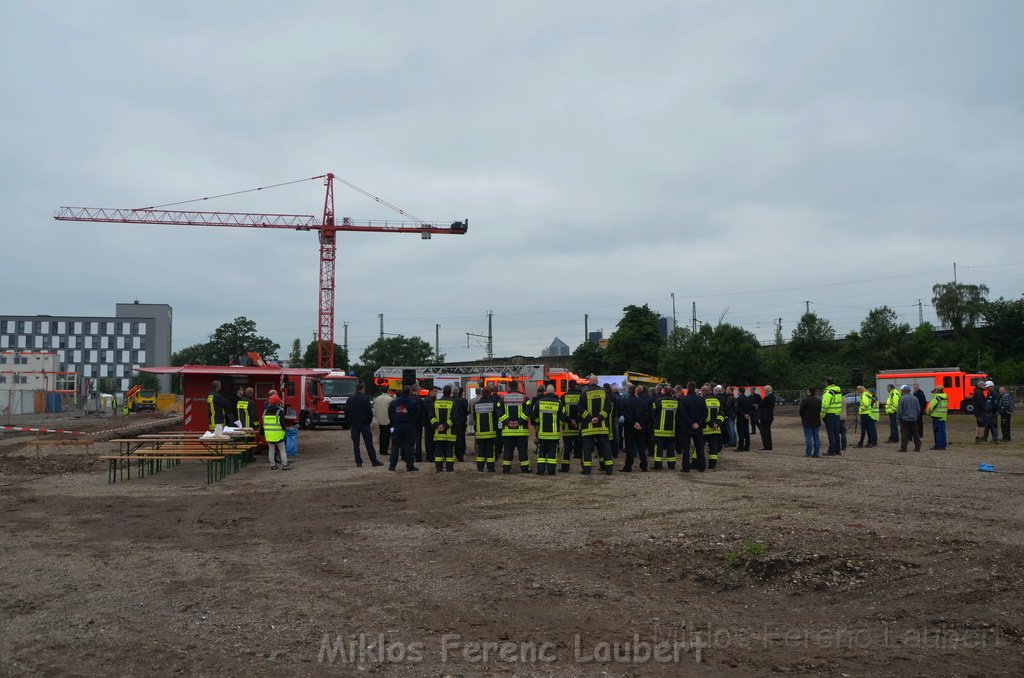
[55,173,468,369]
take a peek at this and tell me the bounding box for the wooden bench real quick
[99,454,224,484]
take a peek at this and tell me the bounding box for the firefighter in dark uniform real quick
[531,384,561,475]
[473,387,500,472]
[430,385,457,472]
[579,376,614,475]
[559,380,583,472]
[387,386,420,472]
[498,380,532,473]
[236,386,258,430]
[651,384,679,470]
[207,379,232,432]
[698,385,725,471]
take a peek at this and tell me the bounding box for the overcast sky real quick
[2,1,1022,365]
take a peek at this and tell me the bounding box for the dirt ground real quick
[2,411,1023,677]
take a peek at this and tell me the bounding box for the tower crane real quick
[54,173,468,369]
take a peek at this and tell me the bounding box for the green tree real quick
[302,340,349,370]
[660,323,762,385]
[904,322,941,366]
[288,338,303,366]
[572,340,605,377]
[129,372,161,392]
[98,377,117,394]
[844,306,911,374]
[789,312,836,363]
[982,295,1024,361]
[658,327,691,384]
[172,317,280,365]
[932,282,989,332]
[602,304,665,374]
[205,317,280,364]
[359,335,439,368]
[172,342,211,366]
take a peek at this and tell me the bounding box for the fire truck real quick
[140,364,353,432]
[874,368,989,413]
[302,370,358,428]
[373,364,588,398]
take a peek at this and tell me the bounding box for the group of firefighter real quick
[417,376,726,475]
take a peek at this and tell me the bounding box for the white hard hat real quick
[985,380,994,388]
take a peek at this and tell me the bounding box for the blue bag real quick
[285,427,298,457]
[978,463,995,473]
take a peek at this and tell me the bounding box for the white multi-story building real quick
[0,302,172,393]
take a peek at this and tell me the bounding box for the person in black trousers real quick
[451,385,470,462]
[620,384,651,471]
[343,381,383,467]
[758,385,776,450]
[387,386,420,472]
[677,381,707,471]
[735,387,753,451]
[912,383,927,438]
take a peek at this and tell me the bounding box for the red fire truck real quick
[373,364,587,398]
[874,368,988,413]
[140,364,355,431]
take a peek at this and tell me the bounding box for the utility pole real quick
[466,311,494,361]
[584,314,589,344]
[671,292,677,333]
[804,300,811,314]
[918,299,924,326]
[691,302,697,333]
[954,261,957,285]
[378,313,384,340]
[435,323,440,362]
[487,310,493,361]
[343,322,348,353]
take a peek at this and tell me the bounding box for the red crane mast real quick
[55,172,468,369]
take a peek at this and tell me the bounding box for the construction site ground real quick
[1,410,1022,676]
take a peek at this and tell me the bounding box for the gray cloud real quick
[1,0,1021,364]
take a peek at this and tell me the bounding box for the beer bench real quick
[102,435,258,484]
[98,453,224,484]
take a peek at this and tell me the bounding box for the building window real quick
[83,365,92,377]
[116,365,125,378]
[121,322,130,334]
[0,336,7,349]
[34,336,44,349]
[131,322,140,335]
[16,376,28,384]
[100,336,109,349]
[120,350,130,362]
[74,322,82,334]
[0,356,5,364]
[116,336,125,350]
[104,350,114,362]
[100,365,109,377]
[16,321,25,333]
[34,321,43,333]
[57,321,66,333]
[17,336,27,349]
[89,350,98,363]
[0,376,5,384]
[137,350,146,363]
[132,336,141,350]
[105,322,115,334]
